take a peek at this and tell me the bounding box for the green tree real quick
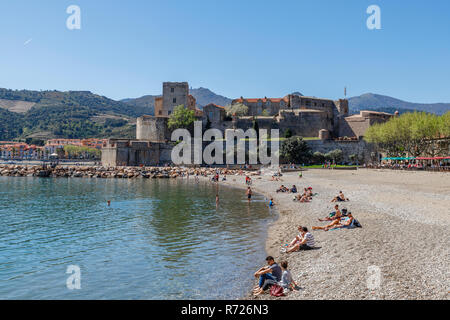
[365,111,450,157]
[280,137,312,164]
[325,149,343,164]
[225,103,248,117]
[284,128,293,138]
[168,105,196,130]
[312,151,325,164]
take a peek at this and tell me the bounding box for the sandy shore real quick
[217,168,449,300]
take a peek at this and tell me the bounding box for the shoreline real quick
[2,166,449,299]
[213,169,450,300]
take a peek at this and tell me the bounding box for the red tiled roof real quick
[233,97,289,103]
[204,103,225,109]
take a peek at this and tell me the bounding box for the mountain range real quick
[0,87,448,141]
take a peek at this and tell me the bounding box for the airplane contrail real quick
[23,38,32,45]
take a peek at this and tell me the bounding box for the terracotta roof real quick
[233,97,289,103]
[204,103,225,109]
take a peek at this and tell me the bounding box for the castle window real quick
[171,87,174,93]
[159,110,162,115]
[173,98,176,103]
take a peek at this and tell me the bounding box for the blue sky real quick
[1,0,449,102]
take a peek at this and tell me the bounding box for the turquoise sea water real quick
[0,177,274,299]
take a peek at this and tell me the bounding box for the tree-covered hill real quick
[0,89,145,141]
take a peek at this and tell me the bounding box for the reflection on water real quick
[0,177,274,299]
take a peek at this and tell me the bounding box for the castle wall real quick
[306,139,377,163]
[278,110,332,137]
[101,139,170,167]
[154,97,163,116]
[136,116,170,142]
[340,112,393,138]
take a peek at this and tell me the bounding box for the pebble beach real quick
[217,169,449,300]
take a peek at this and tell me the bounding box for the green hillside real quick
[0,89,144,141]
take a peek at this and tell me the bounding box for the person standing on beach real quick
[216,194,219,206]
[246,187,252,202]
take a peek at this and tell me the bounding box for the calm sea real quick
[0,176,274,299]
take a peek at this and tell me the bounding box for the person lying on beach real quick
[326,213,356,230]
[281,227,315,253]
[331,191,349,202]
[312,213,357,231]
[312,219,342,231]
[253,256,282,294]
[276,185,289,193]
[254,260,299,296]
[293,192,310,202]
[318,205,342,221]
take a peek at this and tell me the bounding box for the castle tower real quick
[156,82,189,117]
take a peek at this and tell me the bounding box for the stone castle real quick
[102,82,393,166]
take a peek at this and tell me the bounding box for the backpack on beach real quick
[270,284,285,297]
[353,219,362,228]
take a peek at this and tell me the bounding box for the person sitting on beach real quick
[245,176,252,185]
[318,205,342,221]
[252,256,282,294]
[290,185,298,193]
[331,191,349,202]
[254,260,299,296]
[284,225,303,248]
[276,185,288,193]
[269,198,275,207]
[282,227,315,253]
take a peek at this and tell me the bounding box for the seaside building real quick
[102,81,394,166]
[0,143,44,160]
